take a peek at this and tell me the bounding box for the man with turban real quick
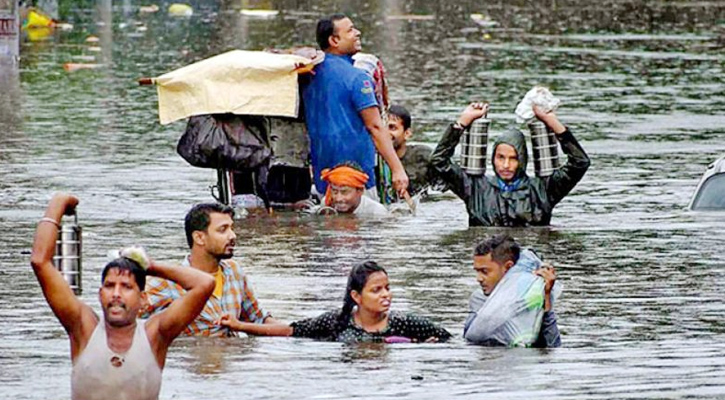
[321,163,389,216]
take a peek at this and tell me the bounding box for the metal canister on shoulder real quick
[460,118,490,175]
[528,119,560,178]
[53,213,82,294]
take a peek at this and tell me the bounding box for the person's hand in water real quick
[294,198,318,213]
[386,336,440,343]
[392,169,410,199]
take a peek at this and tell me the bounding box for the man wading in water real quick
[464,234,561,348]
[431,102,590,226]
[320,163,390,216]
[30,193,214,400]
[142,203,278,336]
[303,14,409,200]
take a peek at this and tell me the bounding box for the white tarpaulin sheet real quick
[154,50,313,124]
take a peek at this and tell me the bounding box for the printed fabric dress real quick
[290,310,452,343]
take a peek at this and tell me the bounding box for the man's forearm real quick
[360,106,406,175]
[148,262,214,345]
[360,106,409,194]
[558,129,591,170]
[371,126,405,174]
[147,263,210,293]
[29,194,87,335]
[233,321,293,336]
[544,294,552,311]
[545,128,591,205]
[429,123,472,202]
[534,310,561,348]
[430,124,464,171]
[31,196,73,268]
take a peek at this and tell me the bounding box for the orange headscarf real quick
[321,166,369,206]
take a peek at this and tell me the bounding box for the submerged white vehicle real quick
[689,154,725,211]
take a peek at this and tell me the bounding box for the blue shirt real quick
[303,53,378,193]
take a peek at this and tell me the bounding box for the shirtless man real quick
[30,193,214,400]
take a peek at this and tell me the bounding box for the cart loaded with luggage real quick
[140,48,323,212]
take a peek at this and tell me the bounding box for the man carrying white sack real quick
[30,193,214,400]
[464,234,561,348]
[430,88,591,227]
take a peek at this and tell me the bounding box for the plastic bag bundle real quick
[177,114,271,170]
[514,86,561,124]
[464,249,562,347]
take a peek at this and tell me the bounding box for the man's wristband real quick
[39,217,61,228]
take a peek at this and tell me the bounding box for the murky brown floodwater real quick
[1,0,725,398]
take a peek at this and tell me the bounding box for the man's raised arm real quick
[430,103,488,201]
[534,106,591,205]
[30,193,95,337]
[145,261,214,356]
[533,263,562,348]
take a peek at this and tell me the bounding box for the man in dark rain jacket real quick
[430,102,590,227]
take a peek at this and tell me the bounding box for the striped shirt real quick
[141,257,270,337]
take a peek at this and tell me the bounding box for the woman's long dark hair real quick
[336,261,388,334]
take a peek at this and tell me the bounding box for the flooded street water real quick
[1,0,725,398]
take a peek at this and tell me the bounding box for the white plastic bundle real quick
[107,246,150,270]
[464,249,562,347]
[514,86,561,124]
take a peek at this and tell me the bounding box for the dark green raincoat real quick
[430,123,590,227]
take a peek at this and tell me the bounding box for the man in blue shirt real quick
[303,14,408,198]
